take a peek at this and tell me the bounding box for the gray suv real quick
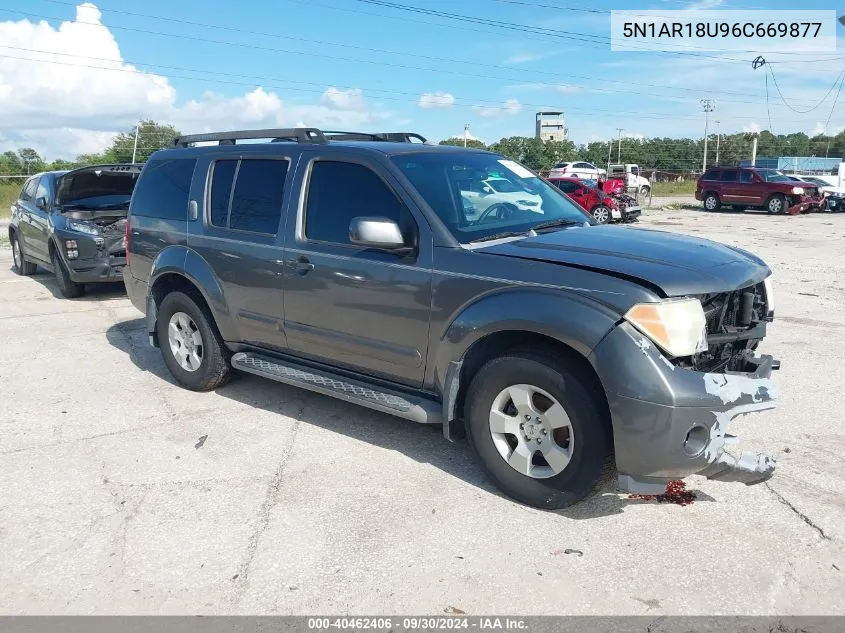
[123,128,780,509]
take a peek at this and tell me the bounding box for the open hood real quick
[56,164,142,207]
[478,225,771,297]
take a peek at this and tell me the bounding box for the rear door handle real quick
[293,256,315,275]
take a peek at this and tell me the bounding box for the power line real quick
[5,48,844,127]
[766,65,845,114]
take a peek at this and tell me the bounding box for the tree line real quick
[2,120,843,177]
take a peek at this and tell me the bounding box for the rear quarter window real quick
[130,157,197,220]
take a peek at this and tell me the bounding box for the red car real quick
[548,177,641,224]
[695,167,824,215]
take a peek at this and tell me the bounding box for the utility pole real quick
[615,128,624,164]
[751,134,758,166]
[606,140,613,174]
[714,120,721,165]
[700,99,715,172]
[463,123,469,148]
[131,121,141,164]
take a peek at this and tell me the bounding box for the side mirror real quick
[349,217,408,251]
[36,196,48,210]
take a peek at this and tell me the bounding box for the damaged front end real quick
[589,277,780,495]
[610,192,641,223]
[57,212,128,281]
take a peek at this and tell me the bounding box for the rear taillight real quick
[124,219,130,266]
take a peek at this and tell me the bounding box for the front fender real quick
[149,246,236,342]
[432,287,621,403]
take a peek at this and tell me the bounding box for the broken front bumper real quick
[589,321,779,495]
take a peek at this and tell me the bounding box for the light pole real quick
[714,120,721,165]
[131,121,141,164]
[701,99,715,172]
[616,128,624,164]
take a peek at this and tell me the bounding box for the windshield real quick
[391,152,591,243]
[756,169,792,183]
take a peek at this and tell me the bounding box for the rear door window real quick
[131,158,197,220]
[207,158,288,235]
[719,170,738,182]
[702,170,720,181]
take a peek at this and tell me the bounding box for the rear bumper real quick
[123,268,148,314]
[589,321,778,494]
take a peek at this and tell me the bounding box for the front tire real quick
[464,353,610,509]
[703,192,721,211]
[767,194,786,214]
[156,291,231,391]
[11,233,37,276]
[50,247,84,298]
[591,205,611,224]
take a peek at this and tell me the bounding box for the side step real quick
[231,352,442,425]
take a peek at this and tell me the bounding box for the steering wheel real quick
[476,203,516,224]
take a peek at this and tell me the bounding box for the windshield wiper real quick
[531,218,584,232]
[470,230,530,243]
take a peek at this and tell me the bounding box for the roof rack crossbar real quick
[172,128,327,147]
[321,130,428,143]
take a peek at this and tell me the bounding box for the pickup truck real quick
[123,127,780,509]
[696,166,824,214]
[608,164,651,196]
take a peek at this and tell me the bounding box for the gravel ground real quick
[1,207,844,615]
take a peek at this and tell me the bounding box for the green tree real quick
[108,120,181,163]
[17,148,45,174]
[488,136,576,171]
[0,150,23,175]
[439,137,487,149]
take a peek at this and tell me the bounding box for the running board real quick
[230,352,441,424]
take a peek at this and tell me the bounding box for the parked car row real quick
[7,128,781,510]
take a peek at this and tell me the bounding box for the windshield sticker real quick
[497,160,535,179]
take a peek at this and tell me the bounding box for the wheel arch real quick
[147,246,236,343]
[433,288,619,442]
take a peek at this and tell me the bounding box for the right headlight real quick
[763,274,775,319]
[624,298,708,358]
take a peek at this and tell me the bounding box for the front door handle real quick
[294,256,315,275]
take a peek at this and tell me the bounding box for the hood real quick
[56,164,142,206]
[478,225,770,296]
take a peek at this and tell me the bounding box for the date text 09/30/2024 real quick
[307,617,528,630]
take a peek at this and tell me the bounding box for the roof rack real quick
[172,128,328,147]
[321,131,429,143]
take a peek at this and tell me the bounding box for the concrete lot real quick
[1,208,844,615]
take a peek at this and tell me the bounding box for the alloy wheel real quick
[167,311,204,372]
[488,383,575,479]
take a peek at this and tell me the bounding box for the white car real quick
[548,161,606,180]
[461,178,543,215]
[797,176,845,196]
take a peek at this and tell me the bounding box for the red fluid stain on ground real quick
[628,480,696,506]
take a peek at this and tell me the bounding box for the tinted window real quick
[131,158,196,220]
[306,161,409,245]
[740,170,754,183]
[229,159,288,234]
[209,160,237,228]
[720,170,738,182]
[702,169,721,181]
[35,178,50,203]
[574,162,592,169]
[21,178,37,202]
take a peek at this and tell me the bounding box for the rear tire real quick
[464,353,610,509]
[157,291,231,391]
[11,233,37,276]
[50,247,84,298]
[703,192,721,211]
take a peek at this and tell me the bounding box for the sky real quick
[0,0,843,160]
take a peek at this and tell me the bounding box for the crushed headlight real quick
[624,298,708,358]
[66,220,100,236]
[791,187,805,195]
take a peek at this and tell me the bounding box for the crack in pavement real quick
[228,401,306,609]
[765,482,830,541]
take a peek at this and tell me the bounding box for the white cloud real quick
[473,98,523,118]
[0,5,388,159]
[418,91,455,109]
[503,52,543,65]
[685,0,724,9]
[320,87,366,111]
